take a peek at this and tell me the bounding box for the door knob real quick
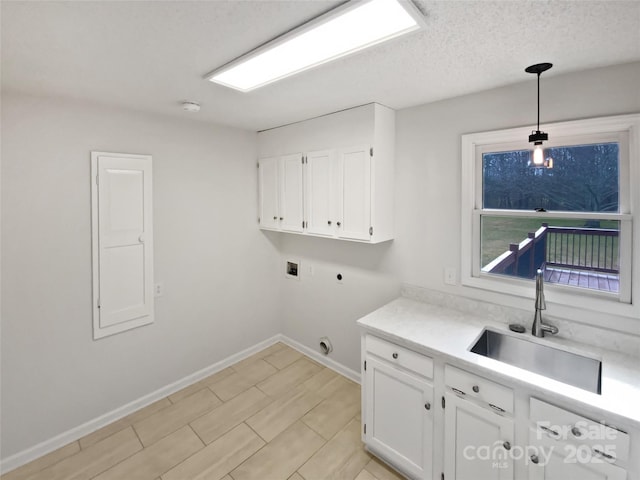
[138,234,145,243]
[472,385,480,393]
[337,221,341,226]
[503,442,511,451]
[424,402,431,410]
[328,220,332,225]
[392,352,398,359]
[530,455,539,464]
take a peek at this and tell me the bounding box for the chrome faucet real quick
[532,269,558,337]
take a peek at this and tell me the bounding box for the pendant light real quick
[526,62,553,168]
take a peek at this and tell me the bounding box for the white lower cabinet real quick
[528,398,629,480]
[444,392,514,480]
[364,356,434,480]
[528,428,626,480]
[360,333,634,480]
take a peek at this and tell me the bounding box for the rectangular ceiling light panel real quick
[207,0,425,92]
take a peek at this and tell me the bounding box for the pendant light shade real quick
[526,62,553,168]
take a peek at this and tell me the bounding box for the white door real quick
[258,156,279,230]
[92,152,153,339]
[365,356,434,480]
[279,153,304,233]
[444,392,514,480]
[528,429,626,480]
[337,146,371,241]
[305,149,335,236]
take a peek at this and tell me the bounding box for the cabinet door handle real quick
[452,387,465,396]
[489,403,505,413]
[503,441,511,451]
[593,449,614,461]
[472,385,480,393]
[279,217,283,221]
[530,455,539,464]
[273,216,277,220]
[337,221,341,227]
[328,220,332,225]
[571,426,582,437]
[424,402,431,410]
[392,352,398,359]
[540,425,559,437]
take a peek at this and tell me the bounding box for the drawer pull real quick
[593,449,614,461]
[540,425,559,437]
[489,403,505,413]
[392,352,398,359]
[571,426,582,437]
[503,441,511,451]
[530,455,539,464]
[472,385,480,393]
[452,387,466,396]
[425,402,431,410]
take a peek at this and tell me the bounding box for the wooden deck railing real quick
[545,225,619,274]
[482,223,619,278]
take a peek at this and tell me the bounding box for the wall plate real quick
[286,259,301,280]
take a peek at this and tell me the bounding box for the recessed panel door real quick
[337,146,371,241]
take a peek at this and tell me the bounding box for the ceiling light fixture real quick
[182,101,201,112]
[206,0,426,92]
[526,62,553,168]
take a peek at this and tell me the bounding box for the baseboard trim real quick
[0,334,282,475]
[279,334,361,384]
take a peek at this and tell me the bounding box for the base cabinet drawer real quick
[366,335,433,379]
[528,428,627,480]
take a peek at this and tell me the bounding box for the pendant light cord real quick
[537,72,540,132]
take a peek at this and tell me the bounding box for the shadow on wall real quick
[268,231,395,272]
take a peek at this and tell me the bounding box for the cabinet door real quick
[337,145,371,241]
[365,356,433,480]
[258,156,279,230]
[528,429,626,480]
[306,149,335,236]
[279,153,304,233]
[444,392,514,480]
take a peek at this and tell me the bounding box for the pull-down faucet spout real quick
[532,269,558,338]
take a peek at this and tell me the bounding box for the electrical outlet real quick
[154,283,164,297]
[444,268,456,286]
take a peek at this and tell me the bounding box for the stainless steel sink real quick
[470,329,602,394]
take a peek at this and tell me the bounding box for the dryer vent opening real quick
[319,337,333,355]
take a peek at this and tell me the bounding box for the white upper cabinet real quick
[337,145,372,241]
[257,103,394,243]
[279,153,305,233]
[305,149,335,236]
[258,156,280,230]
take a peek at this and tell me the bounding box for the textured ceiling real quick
[2,0,640,131]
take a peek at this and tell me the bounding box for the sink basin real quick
[470,329,602,394]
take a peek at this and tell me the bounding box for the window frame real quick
[461,114,640,321]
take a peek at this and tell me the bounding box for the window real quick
[461,114,640,319]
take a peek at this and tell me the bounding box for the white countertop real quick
[357,296,640,429]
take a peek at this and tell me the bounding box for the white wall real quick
[0,92,281,458]
[277,62,640,371]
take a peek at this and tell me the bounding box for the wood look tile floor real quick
[2,343,405,480]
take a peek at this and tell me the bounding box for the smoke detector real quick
[182,101,201,113]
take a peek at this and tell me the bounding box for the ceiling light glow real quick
[207,0,425,92]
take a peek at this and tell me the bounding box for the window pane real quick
[481,216,620,293]
[482,143,619,212]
